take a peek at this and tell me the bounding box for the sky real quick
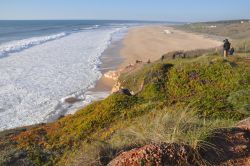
[0,0,250,22]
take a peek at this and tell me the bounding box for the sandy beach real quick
[93,25,222,92]
[120,26,222,67]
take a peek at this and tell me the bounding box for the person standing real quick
[223,39,231,58]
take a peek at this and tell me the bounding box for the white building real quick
[209,25,217,28]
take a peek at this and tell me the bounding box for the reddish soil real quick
[108,118,250,166]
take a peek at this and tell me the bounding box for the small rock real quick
[237,117,250,130]
[64,97,80,104]
[108,143,197,166]
[116,89,132,96]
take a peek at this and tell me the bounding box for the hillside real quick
[0,49,249,165]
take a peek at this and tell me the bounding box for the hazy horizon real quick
[0,19,249,23]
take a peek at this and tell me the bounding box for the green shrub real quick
[50,93,138,145]
[227,89,250,115]
[139,83,165,101]
[119,63,172,93]
[165,58,249,119]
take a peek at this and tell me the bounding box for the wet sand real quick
[89,33,124,92]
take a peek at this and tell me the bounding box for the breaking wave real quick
[0,32,68,58]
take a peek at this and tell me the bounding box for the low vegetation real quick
[1,21,250,165]
[108,108,237,150]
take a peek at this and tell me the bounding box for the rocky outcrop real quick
[64,97,81,104]
[237,117,250,130]
[111,81,123,94]
[115,89,132,96]
[108,143,200,166]
[104,71,120,81]
[200,117,250,166]
[108,118,250,166]
[105,63,144,94]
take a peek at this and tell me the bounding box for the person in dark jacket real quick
[223,39,231,58]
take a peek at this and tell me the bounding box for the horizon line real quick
[0,18,249,23]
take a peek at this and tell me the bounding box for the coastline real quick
[90,25,223,95]
[1,20,249,165]
[0,25,237,132]
[88,28,126,93]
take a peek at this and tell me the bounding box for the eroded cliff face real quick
[104,63,144,94]
[104,71,120,81]
[111,81,122,94]
[104,70,123,94]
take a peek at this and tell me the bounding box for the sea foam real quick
[0,27,125,131]
[0,33,68,58]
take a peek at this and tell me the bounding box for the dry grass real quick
[63,106,237,166]
[108,107,237,150]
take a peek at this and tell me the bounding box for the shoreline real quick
[7,25,222,128]
[0,28,128,132]
[89,25,222,93]
[0,25,224,132]
[90,25,223,95]
[0,25,222,132]
[88,28,127,93]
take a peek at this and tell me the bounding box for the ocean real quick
[0,20,160,131]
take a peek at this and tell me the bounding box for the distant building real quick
[164,30,172,34]
[209,25,217,28]
[241,21,244,24]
